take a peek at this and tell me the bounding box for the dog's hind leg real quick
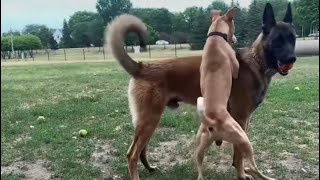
[140,143,157,172]
[127,109,164,180]
[195,124,215,180]
[127,82,165,180]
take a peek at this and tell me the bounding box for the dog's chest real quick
[252,76,270,110]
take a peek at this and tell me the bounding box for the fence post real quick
[148,44,151,58]
[83,49,86,60]
[64,49,67,61]
[30,49,34,61]
[102,47,106,60]
[47,50,50,61]
[174,42,177,57]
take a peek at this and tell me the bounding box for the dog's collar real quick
[207,32,228,42]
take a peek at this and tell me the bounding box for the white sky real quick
[1,0,252,33]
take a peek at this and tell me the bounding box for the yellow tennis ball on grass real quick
[79,129,88,137]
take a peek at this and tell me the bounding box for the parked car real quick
[308,31,319,37]
[155,40,169,45]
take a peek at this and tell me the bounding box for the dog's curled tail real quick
[105,14,147,77]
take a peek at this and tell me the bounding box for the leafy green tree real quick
[48,35,59,49]
[22,24,52,48]
[1,35,42,51]
[234,7,249,47]
[189,8,211,50]
[131,8,174,34]
[245,0,266,44]
[60,19,74,48]
[68,12,105,47]
[171,32,189,44]
[2,30,21,37]
[207,0,229,13]
[124,24,159,45]
[293,0,319,35]
[172,12,188,33]
[96,0,132,23]
[68,11,97,31]
[183,6,200,35]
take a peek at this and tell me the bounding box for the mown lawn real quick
[1,56,318,180]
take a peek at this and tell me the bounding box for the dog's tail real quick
[105,14,147,77]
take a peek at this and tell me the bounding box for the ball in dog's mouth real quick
[277,61,294,76]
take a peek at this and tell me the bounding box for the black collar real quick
[207,32,228,42]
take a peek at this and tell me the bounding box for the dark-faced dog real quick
[106,2,296,180]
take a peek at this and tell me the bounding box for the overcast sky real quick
[1,0,252,33]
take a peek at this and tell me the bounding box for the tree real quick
[48,35,58,50]
[71,22,91,47]
[172,12,188,33]
[245,0,266,44]
[189,8,211,50]
[86,16,105,47]
[68,11,97,31]
[171,32,189,44]
[183,7,200,35]
[96,0,132,23]
[60,19,74,48]
[124,24,159,45]
[234,7,249,47]
[131,8,174,34]
[293,0,319,35]
[2,30,21,37]
[23,24,52,48]
[207,0,229,13]
[68,12,105,47]
[1,35,42,51]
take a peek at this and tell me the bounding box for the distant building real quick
[53,29,62,44]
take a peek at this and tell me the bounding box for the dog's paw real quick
[238,174,254,180]
[147,165,157,173]
[197,175,204,180]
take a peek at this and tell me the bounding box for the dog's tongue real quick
[277,63,294,72]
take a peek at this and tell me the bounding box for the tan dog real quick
[195,8,273,180]
[106,3,295,179]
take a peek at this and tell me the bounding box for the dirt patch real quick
[148,133,234,173]
[279,152,319,179]
[149,134,195,170]
[205,142,234,173]
[91,140,121,179]
[1,160,51,180]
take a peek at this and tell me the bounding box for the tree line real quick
[1,0,319,51]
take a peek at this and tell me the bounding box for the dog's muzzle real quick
[277,61,294,76]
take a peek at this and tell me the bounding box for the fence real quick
[0,43,204,62]
[1,38,318,62]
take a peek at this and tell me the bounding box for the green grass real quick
[1,56,319,180]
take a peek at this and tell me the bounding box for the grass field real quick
[1,56,319,180]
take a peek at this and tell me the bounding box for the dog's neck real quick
[251,34,277,77]
[207,32,228,42]
[207,20,231,42]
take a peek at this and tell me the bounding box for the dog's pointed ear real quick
[262,3,276,34]
[225,7,239,21]
[283,3,293,23]
[211,10,222,22]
